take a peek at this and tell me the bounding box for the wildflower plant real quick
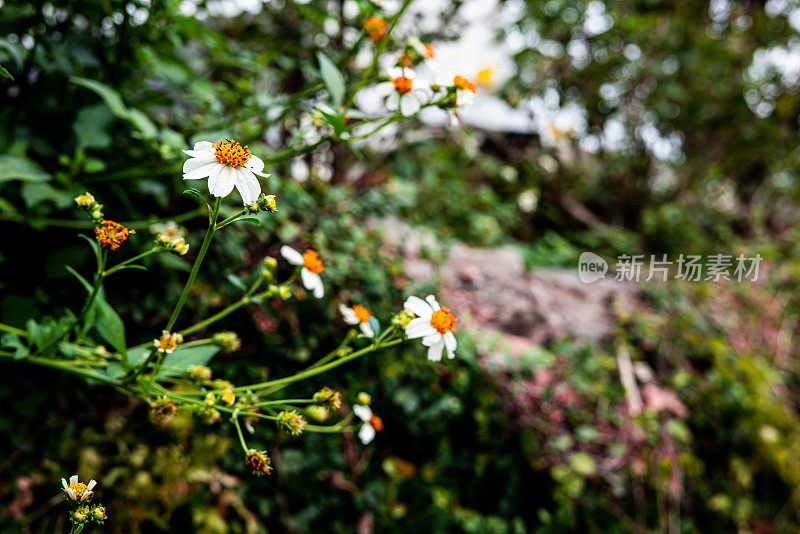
[0,2,467,488]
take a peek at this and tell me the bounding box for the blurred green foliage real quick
[3,0,800,532]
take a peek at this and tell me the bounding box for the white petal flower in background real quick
[281,245,325,298]
[403,294,458,361]
[182,139,271,205]
[353,403,383,445]
[339,304,375,337]
[375,67,426,117]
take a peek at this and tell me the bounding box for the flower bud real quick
[74,192,96,209]
[245,449,273,476]
[257,193,278,212]
[212,331,241,352]
[357,392,372,405]
[91,504,107,524]
[196,405,221,424]
[276,410,306,436]
[313,387,342,412]
[278,286,291,300]
[392,310,415,329]
[305,405,330,422]
[245,201,260,214]
[71,506,91,524]
[187,364,212,383]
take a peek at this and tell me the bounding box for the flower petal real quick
[399,94,421,116]
[87,480,97,490]
[444,331,457,355]
[70,475,78,485]
[183,155,217,173]
[340,305,359,324]
[193,141,214,151]
[386,92,400,111]
[208,165,235,198]
[301,268,324,298]
[245,155,271,177]
[404,296,433,319]
[421,333,442,347]
[281,245,303,265]
[374,82,395,97]
[405,317,437,339]
[358,423,376,444]
[353,404,372,422]
[183,159,222,181]
[425,295,441,311]
[234,167,261,205]
[361,322,375,338]
[427,339,445,362]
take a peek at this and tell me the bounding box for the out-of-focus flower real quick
[313,386,343,412]
[353,403,383,444]
[150,221,184,241]
[398,37,434,68]
[182,139,271,205]
[246,449,273,476]
[61,475,96,502]
[187,364,212,383]
[363,16,388,40]
[375,68,425,116]
[453,75,477,106]
[281,245,325,298]
[153,330,183,354]
[74,192,96,209]
[150,396,177,426]
[196,405,221,424]
[212,331,241,352]
[357,392,371,405]
[339,304,374,337]
[220,389,235,405]
[95,220,135,250]
[276,410,306,436]
[403,295,458,361]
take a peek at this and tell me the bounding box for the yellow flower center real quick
[70,482,88,498]
[453,75,477,93]
[352,305,371,323]
[302,250,324,274]
[424,43,434,59]
[430,307,458,334]
[213,139,252,167]
[95,220,135,251]
[392,76,413,94]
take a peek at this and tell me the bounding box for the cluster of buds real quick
[261,257,278,281]
[212,380,236,405]
[276,410,306,436]
[391,310,415,329]
[245,193,278,214]
[150,395,177,426]
[152,221,190,255]
[153,330,183,354]
[245,449,273,476]
[212,331,241,352]
[74,192,104,223]
[398,37,434,68]
[186,364,212,383]
[313,387,343,413]
[61,475,107,526]
[196,404,221,424]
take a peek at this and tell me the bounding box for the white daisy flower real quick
[353,403,383,444]
[403,295,458,362]
[374,67,426,116]
[339,304,374,337]
[280,245,325,298]
[61,475,97,502]
[182,139,271,205]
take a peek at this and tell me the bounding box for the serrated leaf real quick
[317,52,345,108]
[156,345,219,378]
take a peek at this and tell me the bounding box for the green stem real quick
[165,197,221,332]
[104,247,159,276]
[178,298,251,337]
[231,411,249,453]
[0,323,26,337]
[262,136,332,164]
[233,338,402,392]
[214,209,247,231]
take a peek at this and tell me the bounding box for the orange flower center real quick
[352,305,371,323]
[302,250,324,274]
[369,414,383,431]
[158,334,177,352]
[453,75,477,93]
[213,138,251,167]
[430,307,458,334]
[424,43,434,59]
[70,483,88,498]
[364,16,388,40]
[392,76,413,94]
[95,220,135,251]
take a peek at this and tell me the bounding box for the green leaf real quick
[0,63,13,80]
[232,216,261,227]
[20,183,74,209]
[317,52,346,108]
[93,297,126,355]
[183,188,212,214]
[1,333,28,360]
[105,362,127,380]
[70,76,129,117]
[0,155,50,183]
[367,315,381,338]
[73,105,114,149]
[226,274,247,290]
[126,108,158,139]
[156,345,220,378]
[110,264,148,273]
